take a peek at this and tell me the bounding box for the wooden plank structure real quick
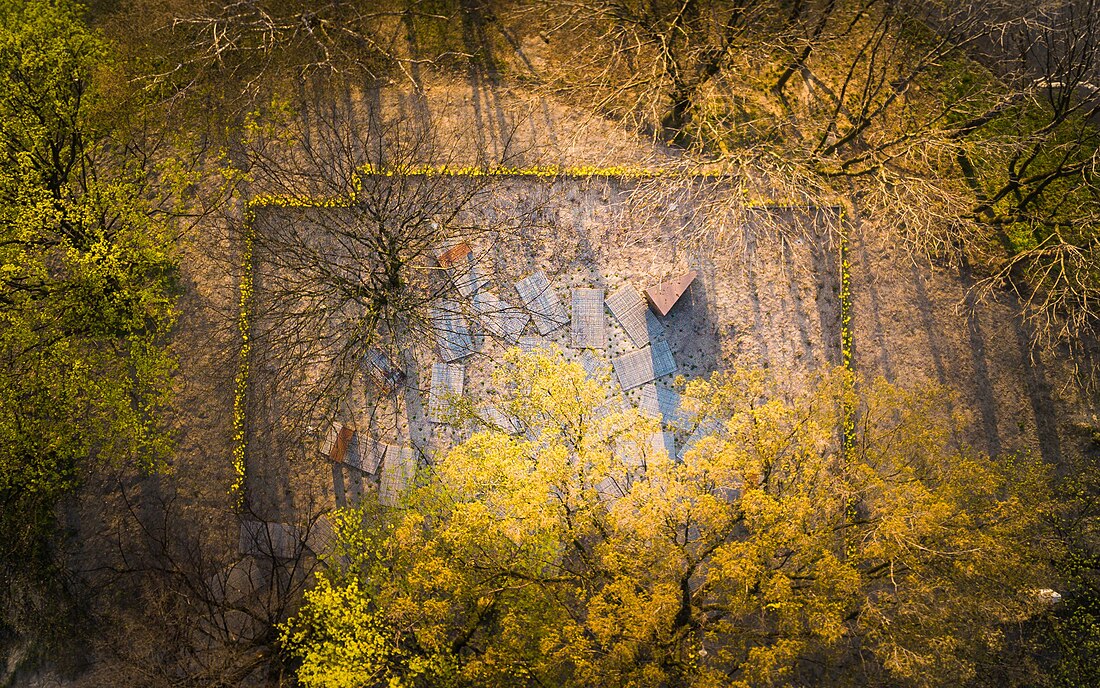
[472,290,528,343]
[570,288,607,349]
[605,284,652,348]
[514,271,568,335]
[644,270,698,317]
[611,340,677,390]
[428,362,464,423]
[430,300,474,362]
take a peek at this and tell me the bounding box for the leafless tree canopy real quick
[245,97,547,434]
[508,0,1100,353]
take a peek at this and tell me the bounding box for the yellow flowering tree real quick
[283,349,1051,687]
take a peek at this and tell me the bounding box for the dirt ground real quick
[34,73,1096,687]
[848,210,1086,466]
[245,167,1089,525]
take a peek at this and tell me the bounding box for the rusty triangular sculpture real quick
[326,425,356,463]
[437,242,472,269]
[644,270,698,316]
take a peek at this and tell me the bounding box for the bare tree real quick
[516,0,1100,356]
[117,0,475,102]
[242,92,551,450]
[73,479,332,687]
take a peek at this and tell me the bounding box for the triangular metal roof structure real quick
[436,242,472,269]
[644,270,698,316]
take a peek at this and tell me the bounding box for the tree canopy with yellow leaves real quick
[282,348,1052,688]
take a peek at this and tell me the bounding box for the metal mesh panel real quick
[571,288,606,348]
[428,363,464,422]
[239,520,299,559]
[579,350,607,379]
[473,290,528,343]
[519,335,548,352]
[596,475,627,503]
[651,340,677,378]
[379,446,417,506]
[605,284,651,348]
[637,383,684,429]
[430,300,474,362]
[304,515,336,556]
[454,263,484,298]
[612,341,677,390]
[354,435,386,474]
[514,271,568,335]
[652,431,676,461]
[479,405,524,435]
[677,417,725,461]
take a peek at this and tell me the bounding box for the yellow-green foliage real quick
[354,163,695,179]
[230,211,254,510]
[283,350,1050,687]
[281,576,456,688]
[0,0,180,640]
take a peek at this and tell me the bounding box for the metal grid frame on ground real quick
[430,300,474,362]
[473,290,528,343]
[677,417,725,461]
[479,405,524,435]
[514,271,568,335]
[579,349,607,379]
[519,334,548,351]
[596,475,627,502]
[239,520,299,559]
[379,445,417,506]
[637,383,685,429]
[605,284,651,348]
[304,515,336,555]
[615,429,674,468]
[571,288,607,348]
[611,340,677,390]
[353,435,386,474]
[454,263,484,298]
[428,362,465,422]
[653,431,676,461]
[590,395,624,424]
